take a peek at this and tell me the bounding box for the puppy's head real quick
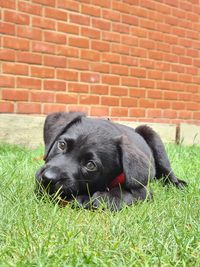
[35,112,122,200]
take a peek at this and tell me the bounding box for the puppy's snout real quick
[42,169,58,184]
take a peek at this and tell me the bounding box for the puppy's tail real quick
[135,125,187,188]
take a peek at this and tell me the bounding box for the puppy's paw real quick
[175,179,188,189]
[71,194,90,209]
[91,191,108,209]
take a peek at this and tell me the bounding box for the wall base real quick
[0,114,199,148]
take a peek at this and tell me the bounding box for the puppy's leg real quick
[90,187,152,211]
[135,125,187,188]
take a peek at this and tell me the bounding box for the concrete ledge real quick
[0,114,199,147]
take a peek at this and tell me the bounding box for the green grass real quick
[0,143,199,267]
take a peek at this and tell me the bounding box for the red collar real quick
[108,173,125,190]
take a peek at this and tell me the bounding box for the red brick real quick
[44,31,66,44]
[32,41,55,54]
[130,88,146,98]
[81,50,100,61]
[112,65,129,76]
[45,7,68,21]
[121,56,138,66]
[102,32,120,43]
[102,53,120,64]
[90,85,109,95]
[129,108,145,117]
[16,52,42,65]
[1,0,16,8]
[121,97,137,107]
[91,0,110,7]
[82,4,101,17]
[92,18,111,30]
[156,100,171,109]
[101,96,119,106]
[112,44,129,55]
[91,41,110,52]
[70,14,90,25]
[69,37,89,48]
[122,14,138,26]
[0,49,15,61]
[57,0,79,11]
[67,105,89,114]
[179,111,192,119]
[4,10,30,25]
[44,55,66,68]
[131,68,146,78]
[44,80,66,91]
[57,46,79,58]
[164,91,178,100]
[17,77,41,89]
[0,22,15,35]
[17,102,41,114]
[147,109,162,118]
[31,92,55,103]
[57,23,79,34]
[112,1,130,13]
[147,70,163,80]
[32,17,56,30]
[193,112,200,120]
[68,59,89,70]
[81,27,100,39]
[90,106,109,116]
[3,37,29,50]
[102,9,120,21]
[102,75,120,85]
[179,93,192,101]
[31,66,55,78]
[112,23,130,34]
[131,47,147,58]
[68,83,89,93]
[172,102,186,110]
[80,73,100,83]
[56,94,78,104]
[90,63,110,73]
[43,104,67,114]
[32,0,55,6]
[18,1,42,15]
[110,87,128,96]
[121,77,138,87]
[2,89,29,101]
[2,63,28,75]
[139,99,155,108]
[17,26,42,40]
[0,76,15,87]
[147,90,163,99]
[0,102,14,113]
[80,95,100,105]
[139,79,155,88]
[56,69,78,81]
[163,110,177,118]
[111,107,128,117]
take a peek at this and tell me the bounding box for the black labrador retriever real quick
[35,112,187,211]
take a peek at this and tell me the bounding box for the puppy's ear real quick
[43,111,86,160]
[117,136,155,189]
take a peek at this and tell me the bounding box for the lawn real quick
[0,143,199,267]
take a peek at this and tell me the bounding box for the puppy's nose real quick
[42,169,57,183]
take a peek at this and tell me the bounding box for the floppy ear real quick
[117,136,155,189]
[43,111,86,161]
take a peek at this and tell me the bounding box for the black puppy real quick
[35,112,187,211]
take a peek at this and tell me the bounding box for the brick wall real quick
[0,0,200,124]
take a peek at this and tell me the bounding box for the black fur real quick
[35,112,187,211]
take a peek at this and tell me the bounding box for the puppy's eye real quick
[85,161,97,172]
[58,141,67,151]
